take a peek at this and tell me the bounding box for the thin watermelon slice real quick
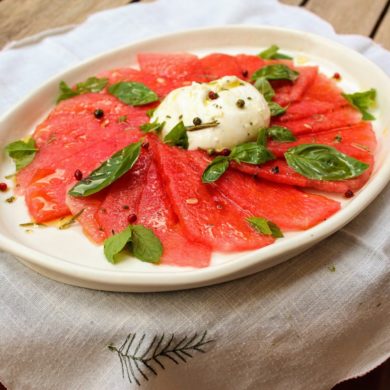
[302,74,347,105]
[200,53,242,80]
[137,158,212,267]
[92,146,212,266]
[137,52,207,84]
[268,122,376,159]
[272,106,362,135]
[152,139,275,252]
[235,54,266,79]
[233,154,373,194]
[16,93,145,194]
[97,67,177,98]
[24,133,141,223]
[214,168,340,230]
[66,190,108,244]
[96,149,152,236]
[273,73,348,122]
[273,66,318,105]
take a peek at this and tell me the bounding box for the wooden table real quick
[0,1,389,389]
[0,0,389,49]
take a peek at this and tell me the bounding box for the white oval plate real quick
[1,26,390,292]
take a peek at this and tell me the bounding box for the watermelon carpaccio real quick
[13,51,376,267]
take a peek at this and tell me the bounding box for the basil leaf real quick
[56,81,79,103]
[257,128,267,146]
[108,82,158,106]
[163,121,189,149]
[247,217,284,238]
[342,88,376,121]
[104,226,132,264]
[76,77,108,94]
[285,144,369,181]
[254,77,275,101]
[69,141,142,197]
[252,64,299,82]
[230,142,275,165]
[140,121,165,133]
[130,225,163,264]
[56,77,107,103]
[202,156,230,183]
[5,138,38,171]
[268,102,287,117]
[146,108,156,118]
[258,45,292,60]
[267,126,296,142]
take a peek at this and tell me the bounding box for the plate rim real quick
[1,24,390,292]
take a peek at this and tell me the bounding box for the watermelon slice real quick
[96,150,152,236]
[137,52,207,84]
[98,67,177,98]
[268,122,376,159]
[272,106,362,135]
[91,146,211,266]
[235,54,266,79]
[273,66,318,105]
[16,93,145,194]
[200,53,242,80]
[152,139,275,252]
[273,73,349,122]
[66,190,108,244]
[233,155,373,194]
[214,168,340,230]
[24,132,141,223]
[137,158,211,267]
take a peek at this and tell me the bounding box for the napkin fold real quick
[1,1,389,389]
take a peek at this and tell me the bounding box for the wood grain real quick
[280,0,303,5]
[305,0,388,36]
[0,0,130,48]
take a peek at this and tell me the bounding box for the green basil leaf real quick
[163,121,189,149]
[56,81,79,103]
[202,156,230,183]
[247,217,284,238]
[268,102,287,117]
[56,77,107,103]
[140,121,165,133]
[267,126,296,142]
[104,226,132,264]
[230,142,275,165]
[108,82,158,106]
[146,108,156,118]
[130,225,163,264]
[76,77,108,94]
[69,141,142,197]
[285,144,369,181]
[257,128,267,146]
[254,77,275,101]
[258,45,292,60]
[342,89,376,121]
[5,138,38,171]
[252,64,299,82]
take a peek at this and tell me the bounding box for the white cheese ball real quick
[151,76,270,150]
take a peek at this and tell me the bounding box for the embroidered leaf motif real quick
[108,331,215,385]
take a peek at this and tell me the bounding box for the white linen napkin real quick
[1,1,389,389]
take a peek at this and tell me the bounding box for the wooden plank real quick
[0,0,131,48]
[305,0,388,36]
[280,0,303,5]
[374,4,390,50]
